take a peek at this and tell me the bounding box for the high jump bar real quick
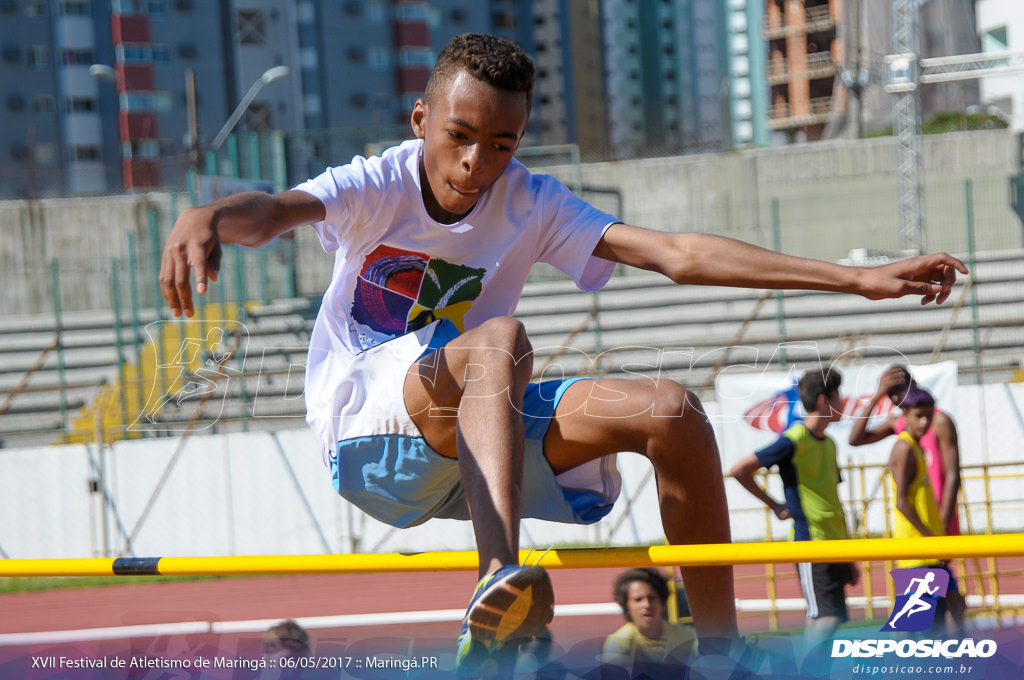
[1,534,1021,577]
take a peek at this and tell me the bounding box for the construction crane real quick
[886,0,1024,254]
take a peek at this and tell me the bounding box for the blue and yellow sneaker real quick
[454,565,554,676]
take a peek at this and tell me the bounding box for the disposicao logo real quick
[882,567,949,633]
[831,567,998,659]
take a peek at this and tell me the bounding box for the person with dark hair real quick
[263,619,311,658]
[262,619,317,680]
[849,365,962,537]
[886,386,966,634]
[603,568,696,673]
[730,368,858,660]
[159,30,966,676]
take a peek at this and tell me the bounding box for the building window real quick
[492,9,515,28]
[73,146,101,161]
[10,142,30,161]
[303,93,321,116]
[371,92,392,112]
[394,3,427,21]
[113,0,165,13]
[152,91,173,111]
[6,93,26,112]
[62,49,94,65]
[367,1,385,23]
[35,143,58,164]
[123,140,158,158]
[59,1,90,16]
[151,44,171,62]
[120,92,154,110]
[2,44,21,64]
[237,9,267,45]
[397,47,432,68]
[112,0,146,12]
[32,94,55,113]
[425,4,441,27]
[28,45,50,68]
[347,46,366,64]
[982,27,1008,53]
[24,0,46,17]
[349,92,368,109]
[118,44,151,62]
[368,46,390,69]
[300,47,318,69]
[66,96,97,113]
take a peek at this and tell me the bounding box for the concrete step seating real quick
[1,249,1021,447]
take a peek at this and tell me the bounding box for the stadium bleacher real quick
[1,248,1021,448]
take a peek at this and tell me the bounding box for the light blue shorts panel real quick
[330,377,618,528]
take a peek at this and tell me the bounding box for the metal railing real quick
[730,460,1024,630]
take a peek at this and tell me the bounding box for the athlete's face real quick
[625,581,665,640]
[905,405,934,440]
[411,71,528,224]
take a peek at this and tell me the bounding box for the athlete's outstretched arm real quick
[160,190,325,318]
[593,225,967,305]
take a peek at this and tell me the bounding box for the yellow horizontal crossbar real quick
[1,534,1020,577]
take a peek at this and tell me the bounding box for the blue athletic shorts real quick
[329,377,621,529]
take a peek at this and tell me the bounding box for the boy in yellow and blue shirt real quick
[731,369,858,656]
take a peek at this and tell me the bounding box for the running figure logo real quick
[882,568,950,632]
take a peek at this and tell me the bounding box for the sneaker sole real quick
[466,566,554,649]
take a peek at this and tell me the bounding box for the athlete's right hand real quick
[159,206,222,318]
[874,366,908,401]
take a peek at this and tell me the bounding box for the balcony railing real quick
[763,3,835,38]
[767,52,833,85]
[762,13,786,39]
[809,95,833,115]
[767,96,834,129]
[805,4,835,32]
[806,51,835,78]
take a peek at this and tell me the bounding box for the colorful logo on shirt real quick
[352,245,485,338]
[882,568,950,632]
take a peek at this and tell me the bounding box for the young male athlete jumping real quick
[159,33,967,674]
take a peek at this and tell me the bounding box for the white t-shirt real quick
[295,139,619,460]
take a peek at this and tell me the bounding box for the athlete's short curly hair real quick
[426,33,535,114]
[797,368,842,413]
